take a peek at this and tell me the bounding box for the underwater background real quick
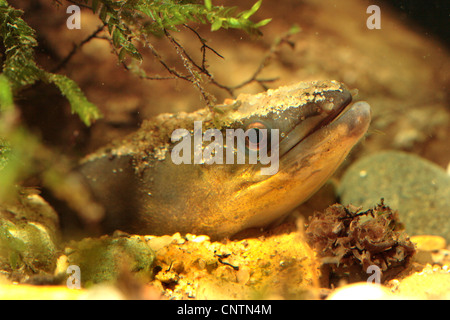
[0,0,448,300]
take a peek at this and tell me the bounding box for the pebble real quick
[329,265,450,300]
[327,283,402,300]
[410,235,447,252]
[339,151,450,242]
[67,235,155,285]
[0,193,60,274]
[146,234,178,251]
[392,264,450,299]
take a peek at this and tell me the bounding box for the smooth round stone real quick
[338,151,450,242]
[410,235,446,252]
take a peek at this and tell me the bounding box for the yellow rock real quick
[411,235,447,251]
[327,283,401,300]
[392,265,450,299]
[0,283,128,300]
[0,284,86,300]
[150,230,319,299]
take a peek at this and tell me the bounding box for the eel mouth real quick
[279,92,353,158]
[309,95,353,137]
[280,98,371,162]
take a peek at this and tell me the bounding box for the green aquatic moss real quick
[67,235,156,286]
[0,139,10,171]
[93,0,271,61]
[0,0,271,200]
[0,74,13,111]
[0,222,26,270]
[0,193,60,275]
[0,0,102,126]
[0,213,59,274]
[1,0,270,123]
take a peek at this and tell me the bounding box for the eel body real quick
[78,80,371,239]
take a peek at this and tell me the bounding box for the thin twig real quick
[142,33,194,83]
[181,24,293,96]
[52,23,106,73]
[61,1,295,106]
[226,35,296,92]
[120,61,179,81]
[164,29,216,111]
[183,24,224,69]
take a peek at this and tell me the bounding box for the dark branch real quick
[52,23,106,73]
[142,34,194,83]
[163,29,216,111]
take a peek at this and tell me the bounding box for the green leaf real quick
[240,0,262,19]
[287,23,301,35]
[226,17,240,28]
[253,18,272,28]
[0,74,13,111]
[210,18,223,31]
[112,27,122,48]
[45,73,102,126]
[128,49,143,61]
[118,47,127,62]
[204,0,212,11]
[107,21,114,34]
[0,138,11,172]
[99,4,108,21]
[92,0,100,14]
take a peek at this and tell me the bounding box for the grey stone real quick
[338,151,450,242]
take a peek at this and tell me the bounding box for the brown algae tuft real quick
[305,200,416,287]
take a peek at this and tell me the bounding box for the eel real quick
[78,80,371,239]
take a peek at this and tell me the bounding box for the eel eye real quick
[245,121,269,152]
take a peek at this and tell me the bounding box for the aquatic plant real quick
[1,0,270,123]
[305,201,416,286]
[0,0,101,125]
[0,0,271,200]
